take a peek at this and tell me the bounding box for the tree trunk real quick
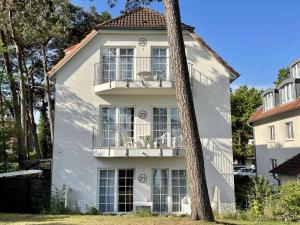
[25,63,42,158]
[0,29,26,163]
[41,45,54,143]
[163,0,214,221]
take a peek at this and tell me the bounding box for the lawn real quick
[0,214,299,225]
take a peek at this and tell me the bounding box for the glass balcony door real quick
[102,48,134,82]
[151,48,169,80]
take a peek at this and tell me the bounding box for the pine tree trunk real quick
[163,0,214,221]
[25,63,42,158]
[0,29,26,163]
[41,45,54,143]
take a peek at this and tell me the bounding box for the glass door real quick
[152,169,168,212]
[118,169,134,212]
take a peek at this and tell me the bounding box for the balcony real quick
[92,123,185,157]
[93,57,193,95]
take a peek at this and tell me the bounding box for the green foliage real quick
[234,175,252,209]
[274,68,289,86]
[248,176,274,218]
[49,185,70,214]
[271,183,300,221]
[135,207,157,217]
[37,107,52,158]
[231,85,262,161]
[85,206,100,215]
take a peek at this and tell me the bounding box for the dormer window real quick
[263,93,274,110]
[280,83,295,104]
[291,62,300,78]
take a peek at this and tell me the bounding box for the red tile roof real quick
[95,8,194,31]
[270,154,300,176]
[249,98,300,123]
[48,8,239,79]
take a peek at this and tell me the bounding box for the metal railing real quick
[94,56,193,85]
[92,123,183,150]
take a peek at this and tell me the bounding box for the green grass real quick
[0,214,299,225]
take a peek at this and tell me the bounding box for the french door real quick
[118,169,134,212]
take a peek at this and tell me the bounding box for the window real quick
[120,49,134,80]
[99,170,115,213]
[152,48,168,80]
[270,159,277,170]
[153,108,168,148]
[268,126,275,141]
[285,122,294,140]
[263,93,274,110]
[291,63,300,78]
[152,169,168,212]
[118,169,133,212]
[171,170,187,212]
[280,83,295,104]
[170,108,181,148]
[102,48,116,82]
[101,107,134,148]
[102,48,134,82]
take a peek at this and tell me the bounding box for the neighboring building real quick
[249,58,300,184]
[270,153,300,184]
[49,8,239,214]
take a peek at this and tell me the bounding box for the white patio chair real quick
[172,135,183,149]
[154,133,167,149]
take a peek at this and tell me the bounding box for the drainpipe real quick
[271,171,281,186]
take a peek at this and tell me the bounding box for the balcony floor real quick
[94,80,175,95]
[92,148,185,157]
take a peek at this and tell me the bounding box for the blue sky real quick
[71,0,300,89]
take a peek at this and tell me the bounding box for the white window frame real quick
[263,93,274,110]
[285,122,294,141]
[280,83,295,104]
[268,125,275,142]
[151,47,170,81]
[101,47,135,81]
[291,63,300,78]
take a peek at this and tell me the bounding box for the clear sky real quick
[71,0,300,89]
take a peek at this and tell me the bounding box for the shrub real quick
[49,185,70,214]
[86,206,100,215]
[248,176,273,218]
[272,182,300,221]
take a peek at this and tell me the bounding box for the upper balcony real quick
[93,56,192,95]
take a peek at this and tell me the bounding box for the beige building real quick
[249,58,300,184]
[49,8,239,214]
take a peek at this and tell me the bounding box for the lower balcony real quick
[92,124,185,157]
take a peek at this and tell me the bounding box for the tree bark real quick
[25,65,42,158]
[41,45,54,143]
[163,0,214,221]
[0,29,26,162]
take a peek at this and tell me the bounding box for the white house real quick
[49,8,239,214]
[249,58,300,185]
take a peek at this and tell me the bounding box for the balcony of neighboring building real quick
[92,123,184,157]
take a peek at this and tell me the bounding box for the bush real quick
[49,185,70,214]
[86,206,100,215]
[272,182,300,221]
[234,175,252,209]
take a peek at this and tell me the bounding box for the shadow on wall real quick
[53,85,99,208]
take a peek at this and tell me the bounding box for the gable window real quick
[285,122,294,140]
[268,125,275,142]
[263,93,274,110]
[102,48,134,82]
[280,83,295,104]
[151,48,169,80]
[291,63,300,78]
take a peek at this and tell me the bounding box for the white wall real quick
[253,110,300,183]
[52,30,235,212]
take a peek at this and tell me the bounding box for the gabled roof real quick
[48,8,240,79]
[95,7,194,31]
[270,154,300,177]
[249,98,300,124]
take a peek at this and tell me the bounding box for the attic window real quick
[263,93,274,111]
[280,83,295,104]
[291,62,300,78]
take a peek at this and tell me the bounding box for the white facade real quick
[51,28,236,214]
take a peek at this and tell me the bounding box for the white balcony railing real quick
[92,123,183,151]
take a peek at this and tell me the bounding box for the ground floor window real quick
[118,169,134,212]
[99,170,115,213]
[152,169,168,212]
[171,170,187,212]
